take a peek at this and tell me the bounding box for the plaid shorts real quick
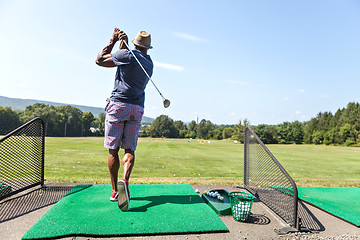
[104,101,144,151]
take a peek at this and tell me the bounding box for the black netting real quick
[244,126,298,228]
[0,118,45,200]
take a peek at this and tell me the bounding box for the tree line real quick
[139,115,250,142]
[140,102,360,146]
[1,102,360,146]
[0,103,105,137]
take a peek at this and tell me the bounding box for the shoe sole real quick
[118,181,129,211]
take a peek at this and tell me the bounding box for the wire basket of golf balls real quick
[228,191,255,222]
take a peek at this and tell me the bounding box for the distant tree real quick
[339,123,352,144]
[304,118,317,144]
[196,119,215,139]
[174,120,187,131]
[185,131,196,139]
[232,119,250,143]
[276,122,291,144]
[276,121,304,144]
[210,129,222,140]
[185,120,197,138]
[0,107,21,134]
[254,124,277,144]
[290,121,305,144]
[20,103,61,136]
[97,113,106,136]
[311,131,323,145]
[303,102,360,145]
[148,115,178,138]
[174,120,187,138]
[323,129,337,145]
[57,105,83,137]
[188,120,197,132]
[222,127,234,139]
[82,112,95,136]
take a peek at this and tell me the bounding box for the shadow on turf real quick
[0,186,73,223]
[130,195,203,212]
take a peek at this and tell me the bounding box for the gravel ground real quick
[279,233,359,240]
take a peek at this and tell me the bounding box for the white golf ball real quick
[220,196,224,201]
[217,195,221,200]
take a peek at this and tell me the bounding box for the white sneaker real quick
[118,179,130,211]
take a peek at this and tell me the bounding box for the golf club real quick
[121,39,170,108]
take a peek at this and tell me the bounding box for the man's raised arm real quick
[95,28,122,67]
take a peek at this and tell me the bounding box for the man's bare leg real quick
[117,149,134,211]
[122,149,135,182]
[108,148,120,192]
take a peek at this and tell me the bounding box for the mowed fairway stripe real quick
[43,137,359,187]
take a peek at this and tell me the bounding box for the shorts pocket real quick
[134,109,144,122]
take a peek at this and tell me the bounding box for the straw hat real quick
[132,31,153,49]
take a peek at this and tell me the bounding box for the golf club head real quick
[163,99,170,108]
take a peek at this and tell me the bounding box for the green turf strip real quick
[22,184,228,239]
[298,187,360,226]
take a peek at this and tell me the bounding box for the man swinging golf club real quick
[96,28,153,211]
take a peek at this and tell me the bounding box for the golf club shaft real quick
[121,40,165,100]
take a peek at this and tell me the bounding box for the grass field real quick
[43,137,360,187]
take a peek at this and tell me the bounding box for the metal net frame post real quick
[244,126,300,230]
[0,117,45,201]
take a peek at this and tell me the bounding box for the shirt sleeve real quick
[111,49,131,66]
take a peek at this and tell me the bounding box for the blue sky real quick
[0,0,359,125]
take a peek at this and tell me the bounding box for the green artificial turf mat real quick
[298,187,360,226]
[22,184,228,239]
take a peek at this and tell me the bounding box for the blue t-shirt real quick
[110,49,153,108]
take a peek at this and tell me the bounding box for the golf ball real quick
[204,190,208,195]
[217,195,221,200]
[220,196,224,201]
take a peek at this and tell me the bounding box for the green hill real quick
[0,95,154,123]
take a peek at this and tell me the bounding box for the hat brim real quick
[132,40,153,49]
